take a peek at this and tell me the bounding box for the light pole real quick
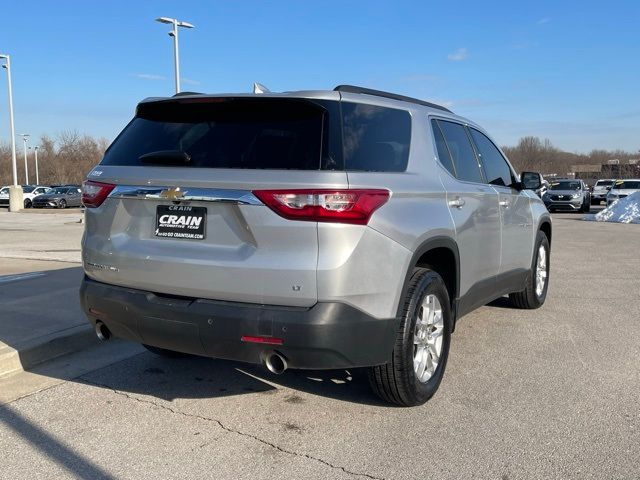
[21,133,30,184]
[155,17,194,94]
[0,54,23,211]
[30,145,40,185]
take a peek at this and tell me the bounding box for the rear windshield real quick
[596,180,614,186]
[101,98,411,172]
[550,181,581,190]
[613,180,640,189]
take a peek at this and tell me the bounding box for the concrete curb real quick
[0,324,99,378]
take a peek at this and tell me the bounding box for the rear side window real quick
[342,103,411,172]
[469,128,513,187]
[431,120,456,176]
[436,120,483,184]
[102,98,328,170]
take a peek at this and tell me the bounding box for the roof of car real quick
[139,84,458,114]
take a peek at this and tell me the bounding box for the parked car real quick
[80,85,551,406]
[32,185,82,208]
[591,179,615,205]
[543,179,591,212]
[0,185,51,208]
[606,179,640,206]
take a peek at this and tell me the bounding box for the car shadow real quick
[78,350,389,407]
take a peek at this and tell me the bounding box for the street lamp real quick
[155,17,194,94]
[29,145,40,185]
[21,133,30,184]
[0,53,23,211]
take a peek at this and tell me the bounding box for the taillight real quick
[252,189,390,225]
[82,180,115,208]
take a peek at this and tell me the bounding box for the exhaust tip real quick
[95,321,111,341]
[264,351,287,375]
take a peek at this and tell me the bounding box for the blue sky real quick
[0,0,638,153]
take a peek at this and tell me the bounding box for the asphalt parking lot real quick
[0,209,638,479]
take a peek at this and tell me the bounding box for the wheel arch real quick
[398,237,460,328]
[538,218,552,245]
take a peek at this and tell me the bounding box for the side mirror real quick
[519,171,542,191]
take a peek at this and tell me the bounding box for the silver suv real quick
[80,85,551,406]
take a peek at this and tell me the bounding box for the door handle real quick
[499,200,510,207]
[448,197,465,209]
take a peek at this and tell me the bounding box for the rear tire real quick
[142,344,189,358]
[368,268,452,407]
[509,230,550,309]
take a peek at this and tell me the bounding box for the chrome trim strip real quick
[108,186,263,205]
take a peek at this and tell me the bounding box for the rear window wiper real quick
[138,150,191,165]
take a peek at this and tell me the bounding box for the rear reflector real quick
[252,189,390,225]
[82,180,115,208]
[241,335,284,345]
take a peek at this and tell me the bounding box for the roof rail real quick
[334,85,452,113]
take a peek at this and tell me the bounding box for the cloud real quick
[536,17,550,25]
[132,73,166,81]
[447,48,468,62]
[181,78,201,86]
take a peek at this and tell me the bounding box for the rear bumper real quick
[80,277,398,369]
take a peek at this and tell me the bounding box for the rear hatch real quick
[82,96,347,307]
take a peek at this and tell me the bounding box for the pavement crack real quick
[80,378,386,480]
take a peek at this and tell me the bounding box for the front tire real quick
[368,268,452,407]
[58,199,67,209]
[509,230,550,309]
[24,199,32,209]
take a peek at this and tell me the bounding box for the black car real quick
[32,186,83,208]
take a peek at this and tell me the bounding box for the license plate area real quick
[155,205,206,240]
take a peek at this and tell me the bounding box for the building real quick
[571,160,640,184]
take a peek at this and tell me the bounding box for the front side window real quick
[469,129,513,187]
[342,103,411,172]
[436,120,483,183]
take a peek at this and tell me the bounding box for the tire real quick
[142,344,189,358]
[368,268,452,407]
[509,230,550,309]
[24,199,32,209]
[58,199,66,209]
[583,201,590,213]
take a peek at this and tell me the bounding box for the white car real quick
[607,179,640,206]
[0,186,9,207]
[591,179,615,205]
[0,185,52,208]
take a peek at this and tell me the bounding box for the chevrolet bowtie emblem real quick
[159,187,185,200]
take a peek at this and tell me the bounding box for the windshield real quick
[596,180,614,187]
[0,187,8,194]
[550,181,580,191]
[613,180,640,190]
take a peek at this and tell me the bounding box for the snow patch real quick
[583,191,640,224]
